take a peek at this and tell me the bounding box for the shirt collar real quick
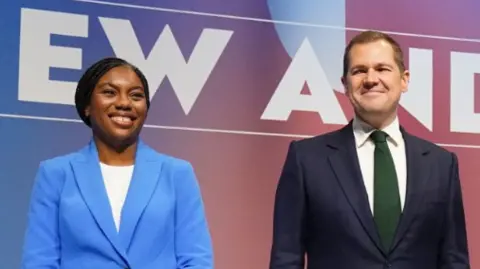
[352,115,403,148]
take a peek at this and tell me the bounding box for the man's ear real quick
[341,76,347,90]
[401,70,410,93]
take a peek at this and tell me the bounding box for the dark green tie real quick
[370,130,401,250]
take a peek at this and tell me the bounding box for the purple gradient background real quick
[0,0,479,268]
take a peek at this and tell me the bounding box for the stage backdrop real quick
[0,0,479,268]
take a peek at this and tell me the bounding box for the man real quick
[269,31,470,269]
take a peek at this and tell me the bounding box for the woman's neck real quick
[94,137,137,166]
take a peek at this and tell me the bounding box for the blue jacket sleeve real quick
[173,161,214,268]
[21,162,62,269]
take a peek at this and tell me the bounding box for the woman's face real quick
[85,65,148,147]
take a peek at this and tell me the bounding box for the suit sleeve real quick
[21,162,61,269]
[174,161,213,269]
[438,152,470,269]
[269,141,306,269]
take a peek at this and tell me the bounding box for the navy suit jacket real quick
[21,140,213,269]
[269,122,469,269]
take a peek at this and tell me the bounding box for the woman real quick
[21,57,213,268]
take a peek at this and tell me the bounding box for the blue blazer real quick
[21,140,213,269]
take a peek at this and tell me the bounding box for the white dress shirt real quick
[352,116,407,214]
[100,163,134,232]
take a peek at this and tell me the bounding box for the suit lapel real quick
[327,122,385,255]
[390,130,431,252]
[70,141,128,261]
[118,141,163,251]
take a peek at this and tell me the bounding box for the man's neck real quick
[355,111,397,130]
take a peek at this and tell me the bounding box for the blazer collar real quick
[390,129,432,252]
[327,122,385,254]
[352,115,403,148]
[327,121,432,255]
[74,139,156,163]
[70,139,164,262]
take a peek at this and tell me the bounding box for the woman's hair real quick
[74,57,150,127]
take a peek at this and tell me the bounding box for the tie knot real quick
[370,130,388,143]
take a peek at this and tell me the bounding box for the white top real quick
[100,163,134,232]
[352,116,407,214]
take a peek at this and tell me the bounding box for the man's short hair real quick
[342,30,405,78]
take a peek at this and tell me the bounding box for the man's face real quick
[342,40,409,118]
